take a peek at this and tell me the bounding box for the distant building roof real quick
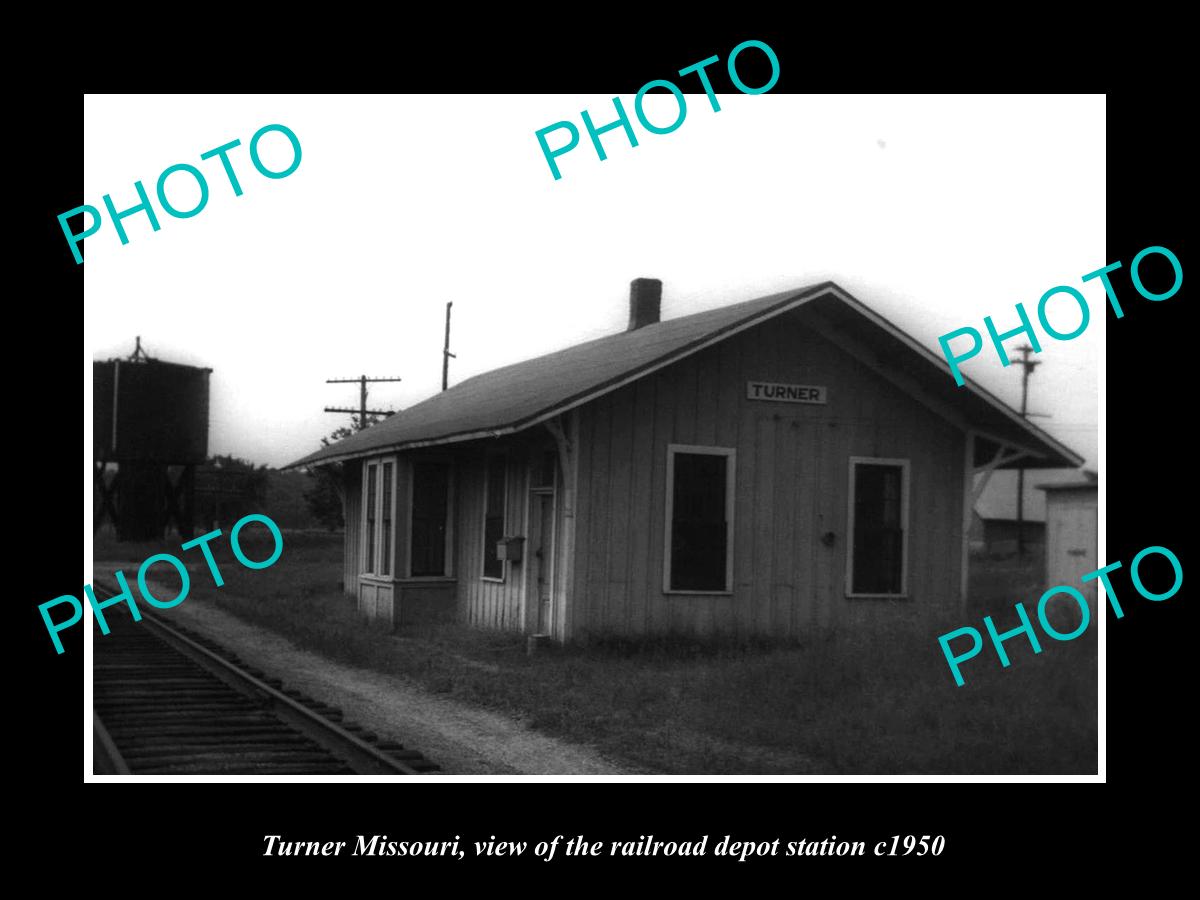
[975,469,1052,522]
[286,282,1086,470]
[1038,479,1099,493]
[1037,468,1097,490]
[975,468,1098,521]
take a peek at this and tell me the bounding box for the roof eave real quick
[819,286,1086,470]
[283,281,1087,471]
[283,282,839,469]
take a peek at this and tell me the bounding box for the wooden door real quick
[1047,494,1098,605]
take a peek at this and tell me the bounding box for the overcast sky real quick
[84,94,1103,470]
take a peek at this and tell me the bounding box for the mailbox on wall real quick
[497,536,525,562]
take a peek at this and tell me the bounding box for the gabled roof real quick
[285,282,1085,470]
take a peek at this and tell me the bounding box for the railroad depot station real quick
[287,280,1083,643]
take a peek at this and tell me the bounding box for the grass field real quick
[94,531,1097,774]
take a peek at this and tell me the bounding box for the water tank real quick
[94,359,211,463]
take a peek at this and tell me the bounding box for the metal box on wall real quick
[496,536,524,562]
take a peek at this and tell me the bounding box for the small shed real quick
[969,468,1072,557]
[1038,472,1099,606]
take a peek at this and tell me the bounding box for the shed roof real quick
[286,282,1085,470]
[1038,481,1099,493]
[1037,468,1098,493]
[975,469,1056,523]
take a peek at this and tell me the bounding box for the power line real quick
[324,374,403,431]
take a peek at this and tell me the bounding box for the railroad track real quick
[91,583,439,775]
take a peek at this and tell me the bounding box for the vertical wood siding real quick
[570,308,965,640]
[455,450,530,632]
[341,460,362,599]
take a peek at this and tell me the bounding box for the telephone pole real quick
[324,375,403,431]
[442,301,456,391]
[1013,344,1041,559]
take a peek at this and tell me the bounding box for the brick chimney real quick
[628,278,662,331]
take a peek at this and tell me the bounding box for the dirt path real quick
[152,592,632,776]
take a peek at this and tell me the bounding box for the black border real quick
[28,34,1189,882]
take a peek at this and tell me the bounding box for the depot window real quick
[410,461,452,577]
[664,445,736,593]
[846,457,909,597]
[482,455,507,581]
[363,458,396,577]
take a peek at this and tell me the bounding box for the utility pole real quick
[442,301,456,391]
[1013,344,1041,559]
[324,375,403,431]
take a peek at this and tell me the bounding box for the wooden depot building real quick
[287,280,1083,642]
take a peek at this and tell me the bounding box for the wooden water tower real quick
[93,338,211,541]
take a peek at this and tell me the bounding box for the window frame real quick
[361,455,398,578]
[481,453,508,583]
[406,458,455,579]
[662,443,736,595]
[845,456,911,599]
